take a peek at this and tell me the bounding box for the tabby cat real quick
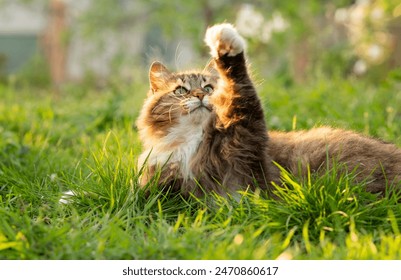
[136,23,401,197]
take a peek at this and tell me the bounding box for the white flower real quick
[349,1,369,24]
[353,59,368,75]
[59,190,75,205]
[271,12,289,33]
[334,8,349,24]
[366,44,383,62]
[236,6,289,44]
[236,4,265,38]
[356,0,372,5]
[370,6,384,22]
[261,22,273,43]
[50,173,57,182]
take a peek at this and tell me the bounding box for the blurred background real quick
[0,0,400,88]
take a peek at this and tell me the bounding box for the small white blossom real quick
[236,4,265,38]
[270,12,289,33]
[50,173,57,182]
[370,6,384,22]
[59,190,75,204]
[236,6,289,44]
[261,22,273,43]
[367,44,383,62]
[334,8,349,24]
[356,0,371,5]
[349,1,369,24]
[353,59,368,75]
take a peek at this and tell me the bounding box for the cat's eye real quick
[174,86,189,95]
[203,85,214,93]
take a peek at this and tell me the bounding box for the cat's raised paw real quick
[204,23,245,58]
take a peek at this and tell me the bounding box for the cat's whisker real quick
[153,105,181,120]
[180,102,196,114]
[167,104,183,122]
[151,102,175,113]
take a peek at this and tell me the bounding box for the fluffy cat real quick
[136,23,401,197]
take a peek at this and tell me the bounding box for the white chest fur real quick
[138,114,206,180]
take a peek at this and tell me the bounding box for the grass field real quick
[1,71,401,260]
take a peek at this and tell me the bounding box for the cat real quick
[136,23,401,198]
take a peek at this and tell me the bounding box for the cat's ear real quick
[203,59,219,77]
[149,61,172,93]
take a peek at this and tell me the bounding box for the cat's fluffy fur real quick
[137,23,401,197]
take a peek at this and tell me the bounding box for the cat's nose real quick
[193,90,205,101]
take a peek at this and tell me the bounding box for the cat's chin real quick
[188,105,212,114]
[185,106,212,123]
[198,106,212,112]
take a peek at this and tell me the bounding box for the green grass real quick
[1,71,401,259]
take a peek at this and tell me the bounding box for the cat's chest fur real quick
[140,116,207,180]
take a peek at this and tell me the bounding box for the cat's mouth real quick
[183,103,213,114]
[190,104,212,113]
[182,99,213,114]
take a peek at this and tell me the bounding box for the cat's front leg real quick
[198,24,278,193]
[203,23,264,129]
[204,23,248,84]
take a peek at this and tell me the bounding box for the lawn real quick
[1,71,401,260]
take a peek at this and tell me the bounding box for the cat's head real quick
[136,61,219,146]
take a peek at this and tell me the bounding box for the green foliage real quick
[13,54,51,88]
[262,72,401,142]
[1,73,401,259]
[3,0,400,85]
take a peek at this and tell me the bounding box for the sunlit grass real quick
[1,73,401,259]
